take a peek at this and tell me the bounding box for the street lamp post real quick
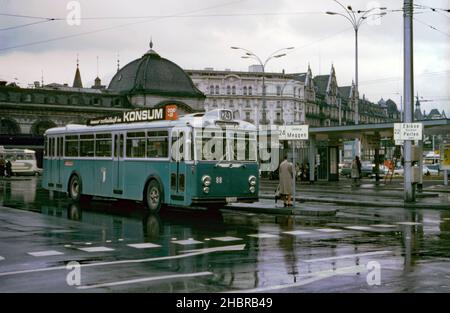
[231,46,294,128]
[326,1,386,125]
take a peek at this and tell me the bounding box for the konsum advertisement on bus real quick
[87,104,178,126]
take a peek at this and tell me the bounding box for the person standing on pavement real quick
[279,155,294,207]
[351,155,362,185]
[5,159,12,177]
[0,156,5,177]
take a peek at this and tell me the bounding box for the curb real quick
[258,195,450,209]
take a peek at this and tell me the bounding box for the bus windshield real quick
[194,127,257,162]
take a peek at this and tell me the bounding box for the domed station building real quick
[108,41,205,114]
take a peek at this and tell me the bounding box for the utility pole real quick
[403,0,415,202]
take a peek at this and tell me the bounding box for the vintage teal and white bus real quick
[43,108,259,212]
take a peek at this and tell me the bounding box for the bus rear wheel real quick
[145,180,162,213]
[69,175,81,202]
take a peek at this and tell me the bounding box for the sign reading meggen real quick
[87,107,173,126]
[278,125,309,140]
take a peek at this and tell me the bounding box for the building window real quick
[248,86,252,95]
[209,85,214,95]
[232,86,236,95]
[215,85,219,95]
[245,112,250,120]
[276,86,282,96]
[243,86,247,95]
[227,86,231,95]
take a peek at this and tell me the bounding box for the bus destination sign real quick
[87,105,177,126]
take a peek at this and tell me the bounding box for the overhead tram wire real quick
[0,19,55,31]
[0,0,250,52]
[413,17,450,37]
[0,11,324,22]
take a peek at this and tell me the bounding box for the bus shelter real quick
[302,119,450,182]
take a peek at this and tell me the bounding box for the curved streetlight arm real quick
[356,11,387,28]
[327,11,357,29]
[333,0,357,24]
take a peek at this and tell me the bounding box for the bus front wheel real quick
[69,175,81,202]
[145,180,162,213]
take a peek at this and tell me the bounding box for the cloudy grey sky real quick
[0,0,448,113]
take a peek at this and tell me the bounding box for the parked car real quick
[393,167,404,176]
[361,162,375,178]
[423,165,439,176]
[340,162,352,178]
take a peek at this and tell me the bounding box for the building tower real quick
[72,55,83,88]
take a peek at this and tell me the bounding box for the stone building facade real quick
[188,64,401,128]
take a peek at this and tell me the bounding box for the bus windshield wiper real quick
[215,148,230,167]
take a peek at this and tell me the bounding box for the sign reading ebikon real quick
[394,123,423,141]
[87,106,177,126]
[278,125,309,140]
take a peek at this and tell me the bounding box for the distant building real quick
[414,95,447,120]
[188,63,399,128]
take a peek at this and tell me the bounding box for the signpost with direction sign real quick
[278,125,309,208]
[440,143,450,186]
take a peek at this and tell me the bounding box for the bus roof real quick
[44,110,256,135]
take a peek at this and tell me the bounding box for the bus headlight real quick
[203,186,210,193]
[249,186,256,193]
[202,175,211,187]
[248,175,256,186]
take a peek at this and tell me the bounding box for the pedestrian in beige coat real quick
[278,155,294,207]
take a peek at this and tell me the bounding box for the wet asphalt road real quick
[0,176,450,293]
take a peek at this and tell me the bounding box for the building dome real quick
[108,43,204,99]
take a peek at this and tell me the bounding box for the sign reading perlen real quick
[393,123,423,141]
[278,125,309,140]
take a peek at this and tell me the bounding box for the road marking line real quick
[211,236,243,242]
[0,256,4,261]
[78,246,115,252]
[344,226,376,231]
[315,228,342,233]
[302,250,393,263]
[77,271,213,290]
[0,244,245,277]
[171,239,203,245]
[84,242,92,245]
[64,245,72,248]
[27,250,64,257]
[248,233,279,239]
[371,224,397,228]
[397,222,422,226]
[127,243,161,249]
[282,230,311,236]
[180,244,246,254]
[106,240,112,243]
[226,265,367,293]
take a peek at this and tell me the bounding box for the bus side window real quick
[49,137,54,157]
[58,137,63,157]
[80,134,95,157]
[147,130,168,158]
[95,133,112,157]
[65,135,79,157]
[119,134,124,158]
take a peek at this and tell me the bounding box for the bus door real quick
[112,133,125,197]
[169,128,191,206]
[55,136,63,189]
